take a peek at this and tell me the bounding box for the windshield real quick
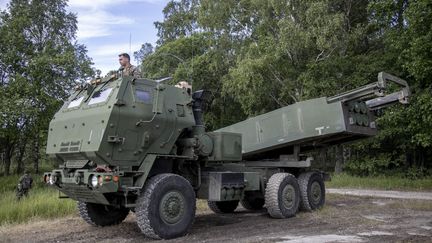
[67,96,84,109]
[88,88,113,105]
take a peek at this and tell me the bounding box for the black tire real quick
[208,200,239,213]
[241,192,265,210]
[77,201,129,226]
[298,172,326,212]
[135,173,196,239]
[265,173,300,219]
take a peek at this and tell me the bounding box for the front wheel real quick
[77,202,129,226]
[135,173,196,239]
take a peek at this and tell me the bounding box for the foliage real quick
[0,0,431,176]
[344,0,432,175]
[154,0,200,45]
[0,175,76,225]
[344,153,404,177]
[143,0,432,174]
[327,173,432,191]
[133,43,154,66]
[0,0,94,175]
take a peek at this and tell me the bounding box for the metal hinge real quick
[107,136,124,143]
[114,99,126,106]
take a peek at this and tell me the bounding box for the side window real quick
[135,89,152,104]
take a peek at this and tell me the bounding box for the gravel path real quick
[327,188,432,200]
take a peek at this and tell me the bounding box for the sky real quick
[0,0,170,74]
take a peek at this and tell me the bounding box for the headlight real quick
[98,176,104,186]
[90,175,99,187]
[49,174,55,185]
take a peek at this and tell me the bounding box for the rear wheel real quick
[77,201,129,226]
[135,173,196,239]
[241,192,265,210]
[208,200,239,213]
[298,172,325,211]
[265,173,300,218]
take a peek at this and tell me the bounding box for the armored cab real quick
[46,76,194,166]
[44,72,409,240]
[45,75,196,203]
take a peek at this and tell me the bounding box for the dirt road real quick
[328,188,432,200]
[1,193,431,242]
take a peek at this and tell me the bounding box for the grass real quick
[327,173,432,191]
[0,175,76,226]
[196,199,209,212]
[0,173,209,226]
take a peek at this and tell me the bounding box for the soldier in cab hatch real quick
[118,53,141,78]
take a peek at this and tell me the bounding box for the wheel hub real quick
[281,184,295,209]
[311,181,322,204]
[159,191,185,224]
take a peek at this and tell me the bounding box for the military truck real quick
[44,72,409,239]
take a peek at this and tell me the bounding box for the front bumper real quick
[43,169,120,205]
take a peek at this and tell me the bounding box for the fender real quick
[134,154,158,188]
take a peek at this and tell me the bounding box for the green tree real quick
[134,43,154,66]
[363,0,432,174]
[0,0,94,175]
[148,0,432,175]
[154,0,200,45]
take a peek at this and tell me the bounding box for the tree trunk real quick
[15,140,27,174]
[343,146,351,165]
[4,143,14,176]
[33,136,40,174]
[334,145,344,174]
[405,151,413,168]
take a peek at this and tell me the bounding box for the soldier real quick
[118,53,141,78]
[16,170,33,200]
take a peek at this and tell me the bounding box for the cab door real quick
[111,79,155,162]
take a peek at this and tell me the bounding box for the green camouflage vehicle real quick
[44,72,409,239]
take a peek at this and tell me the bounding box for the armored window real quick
[89,88,113,105]
[135,89,152,103]
[67,96,84,109]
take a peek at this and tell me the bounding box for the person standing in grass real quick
[16,171,33,200]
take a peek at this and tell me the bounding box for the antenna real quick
[191,35,194,90]
[129,33,132,55]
